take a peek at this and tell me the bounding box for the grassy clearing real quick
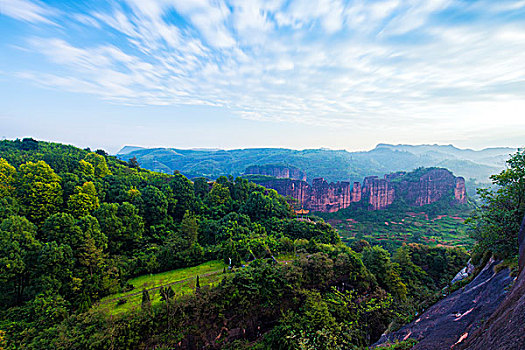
[98,271,226,315]
[95,260,227,315]
[122,260,226,294]
[95,256,296,315]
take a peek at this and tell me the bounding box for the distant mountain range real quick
[116,144,515,190]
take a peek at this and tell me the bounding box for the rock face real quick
[374,215,525,350]
[260,178,352,213]
[399,169,468,206]
[374,258,513,350]
[363,177,395,210]
[450,259,475,284]
[244,164,306,181]
[257,168,467,213]
[456,215,525,350]
[307,178,353,212]
[454,178,467,204]
[350,181,362,203]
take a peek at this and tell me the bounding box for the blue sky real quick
[1,0,524,153]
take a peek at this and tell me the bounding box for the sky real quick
[1,0,525,154]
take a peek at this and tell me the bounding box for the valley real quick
[0,139,522,350]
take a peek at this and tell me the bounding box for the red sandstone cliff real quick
[399,169,467,206]
[351,182,361,203]
[362,178,395,210]
[257,167,467,213]
[454,177,467,204]
[261,178,354,213]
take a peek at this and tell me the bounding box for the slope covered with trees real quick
[0,139,469,349]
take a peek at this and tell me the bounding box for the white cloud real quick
[275,0,345,33]
[0,0,57,24]
[380,0,451,36]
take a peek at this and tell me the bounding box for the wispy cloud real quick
[0,0,57,24]
[3,0,525,139]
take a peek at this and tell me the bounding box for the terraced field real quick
[328,211,475,252]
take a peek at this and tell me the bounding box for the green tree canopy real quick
[0,158,16,198]
[0,215,41,304]
[67,182,100,217]
[17,161,63,224]
[83,153,111,178]
[468,148,525,259]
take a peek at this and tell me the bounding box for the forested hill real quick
[116,144,514,190]
[0,137,336,306]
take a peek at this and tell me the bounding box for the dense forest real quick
[0,139,522,349]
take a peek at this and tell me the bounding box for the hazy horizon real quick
[2,136,518,156]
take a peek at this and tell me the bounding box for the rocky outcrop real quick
[257,168,467,213]
[374,216,525,350]
[307,178,353,212]
[260,178,353,213]
[456,215,525,350]
[398,169,467,206]
[244,164,306,181]
[454,177,467,204]
[450,260,475,284]
[350,181,361,203]
[363,178,395,210]
[374,258,513,350]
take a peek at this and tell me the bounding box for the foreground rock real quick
[374,258,512,350]
[456,216,525,350]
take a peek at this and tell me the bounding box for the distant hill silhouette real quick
[116,144,514,188]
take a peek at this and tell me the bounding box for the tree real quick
[207,182,231,207]
[0,158,16,198]
[363,246,407,300]
[193,177,209,198]
[83,153,111,178]
[67,182,100,217]
[20,138,38,151]
[180,210,198,248]
[35,241,74,298]
[195,275,201,292]
[468,149,525,259]
[166,174,195,220]
[78,159,95,177]
[141,185,168,227]
[17,161,62,224]
[141,289,151,310]
[0,215,41,304]
[41,212,82,247]
[95,202,144,254]
[128,157,140,169]
[0,197,19,221]
[77,237,104,279]
[159,285,175,302]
